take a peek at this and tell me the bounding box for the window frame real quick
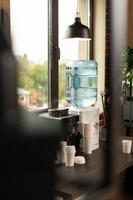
[48,0,59,108]
[1,0,93,112]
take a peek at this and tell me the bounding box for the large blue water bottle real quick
[66,60,98,107]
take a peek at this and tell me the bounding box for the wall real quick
[0,0,10,10]
[128,0,133,46]
[93,0,106,112]
[0,0,11,46]
[78,0,88,60]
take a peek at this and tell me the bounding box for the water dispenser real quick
[66,60,98,107]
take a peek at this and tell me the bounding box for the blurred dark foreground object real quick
[0,25,60,200]
[0,109,61,200]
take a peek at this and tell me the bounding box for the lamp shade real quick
[64,17,91,40]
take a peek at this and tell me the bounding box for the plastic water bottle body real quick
[66,60,98,107]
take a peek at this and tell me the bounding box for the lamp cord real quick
[76,12,80,18]
[76,0,80,17]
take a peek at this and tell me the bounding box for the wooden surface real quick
[55,136,133,200]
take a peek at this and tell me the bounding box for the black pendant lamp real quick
[64,12,91,40]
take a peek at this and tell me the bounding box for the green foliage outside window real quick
[17,54,48,104]
[17,54,66,106]
[122,47,133,95]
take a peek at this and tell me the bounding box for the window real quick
[10,0,48,111]
[9,0,91,110]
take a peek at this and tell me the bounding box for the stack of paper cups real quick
[83,123,93,154]
[64,145,76,166]
[80,110,89,150]
[79,107,99,151]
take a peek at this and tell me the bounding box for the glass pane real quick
[10,0,48,110]
[59,0,78,107]
[59,0,90,107]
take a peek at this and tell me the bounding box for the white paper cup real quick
[122,140,132,154]
[60,141,67,149]
[83,136,92,154]
[65,146,76,166]
[57,141,67,164]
